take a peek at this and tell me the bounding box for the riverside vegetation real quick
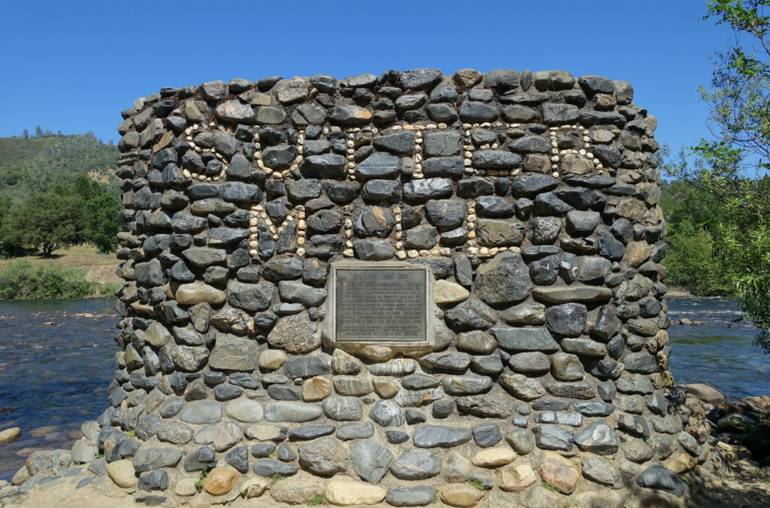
[0,130,120,299]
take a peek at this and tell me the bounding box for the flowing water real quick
[0,296,767,481]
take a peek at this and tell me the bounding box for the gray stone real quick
[444,297,497,334]
[322,396,364,421]
[533,425,573,451]
[350,439,393,483]
[493,326,556,353]
[574,422,620,455]
[442,375,493,395]
[561,338,607,358]
[543,103,579,124]
[582,456,619,487]
[456,394,515,418]
[474,252,531,306]
[265,402,323,422]
[369,400,405,427]
[298,437,348,477]
[423,130,462,157]
[566,210,600,236]
[179,401,222,424]
[288,424,335,440]
[133,448,183,473]
[336,421,374,440]
[157,421,194,445]
[422,157,465,178]
[413,425,472,448]
[508,349,550,373]
[419,351,471,373]
[268,312,321,354]
[473,424,502,448]
[498,372,545,400]
[139,469,169,491]
[506,428,536,454]
[550,352,585,381]
[390,449,442,480]
[252,459,298,477]
[386,485,436,507]
[225,399,264,423]
[618,414,651,439]
[209,335,258,372]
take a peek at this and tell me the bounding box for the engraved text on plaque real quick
[333,265,428,343]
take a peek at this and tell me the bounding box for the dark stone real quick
[225,446,249,473]
[432,399,455,419]
[386,486,435,507]
[403,178,454,203]
[545,303,587,337]
[422,157,465,178]
[444,298,497,331]
[459,101,499,122]
[425,199,466,231]
[635,465,686,497]
[473,424,503,447]
[472,150,522,170]
[302,154,347,179]
[474,252,531,306]
[373,131,416,155]
[356,152,401,180]
[252,459,298,477]
[511,174,560,196]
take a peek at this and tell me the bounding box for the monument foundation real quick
[82,68,708,506]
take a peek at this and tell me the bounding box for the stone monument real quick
[93,68,705,506]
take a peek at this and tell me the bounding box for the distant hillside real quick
[0,131,118,194]
[0,131,121,257]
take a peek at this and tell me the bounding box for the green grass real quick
[195,466,212,492]
[0,259,117,300]
[308,493,326,505]
[271,473,285,484]
[467,478,490,491]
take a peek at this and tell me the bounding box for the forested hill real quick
[0,131,120,256]
[0,131,118,194]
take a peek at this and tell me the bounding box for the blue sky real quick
[0,0,734,156]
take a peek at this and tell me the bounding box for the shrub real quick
[0,260,109,299]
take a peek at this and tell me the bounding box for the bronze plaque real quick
[333,265,428,343]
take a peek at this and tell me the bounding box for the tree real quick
[671,0,770,350]
[2,191,82,257]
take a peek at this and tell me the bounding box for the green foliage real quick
[0,261,112,299]
[666,0,770,349]
[0,132,119,256]
[660,181,733,295]
[467,478,490,491]
[308,493,326,506]
[195,465,212,492]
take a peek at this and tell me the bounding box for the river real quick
[0,296,768,481]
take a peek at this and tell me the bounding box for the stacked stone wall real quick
[99,68,706,506]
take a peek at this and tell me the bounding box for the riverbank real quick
[0,246,120,300]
